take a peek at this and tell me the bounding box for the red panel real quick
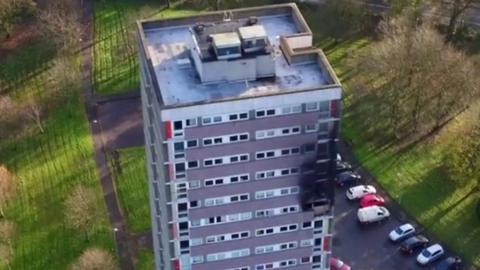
[331,100,337,118]
[165,121,172,139]
[168,163,174,182]
[173,259,180,270]
[172,223,177,239]
[323,236,331,251]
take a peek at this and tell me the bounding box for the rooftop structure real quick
[138,4,339,106]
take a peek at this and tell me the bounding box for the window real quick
[318,122,329,134]
[202,112,249,125]
[304,143,316,153]
[206,249,250,262]
[255,224,298,237]
[255,241,297,254]
[191,238,203,246]
[306,102,319,111]
[186,118,197,127]
[187,160,199,169]
[256,259,297,270]
[300,257,311,264]
[191,256,203,264]
[173,121,183,130]
[305,124,317,133]
[255,167,300,180]
[255,186,299,200]
[202,133,249,147]
[205,231,250,244]
[302,221,313,229]
[300,239,314,247]
[189,180,200,189]
[255,147,301,160]
[256,126,301,139]
[204,193,249,207]
[203,154,249,167]
[319,100,330,118]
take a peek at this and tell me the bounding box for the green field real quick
[110,147,151,233]
[136,249,155,270]
[0,80,114,269]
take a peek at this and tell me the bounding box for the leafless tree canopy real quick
[357,15,480,139]
[64,186,103,237]
[70,248,118,270]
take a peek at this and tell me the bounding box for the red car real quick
[330,257,351,270]
[360,194,385,208]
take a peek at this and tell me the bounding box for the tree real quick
[0,166,16,218]
[443,109,480,189]
[357,14,479,139]
[0,96,24,139]
[438,0,480,41]
[70,248,118,270]
[64,186,103,239]
[0,220,17,270]
[0,0,36,39]
[23,95,45,134]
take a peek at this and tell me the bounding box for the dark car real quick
[434,257,463,270]
[335,171,361,187]
[336,161,352,174]
[400,235,429,255]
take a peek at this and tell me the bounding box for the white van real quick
[357,206,390,224]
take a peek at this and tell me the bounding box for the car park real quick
[336,171,361,187]
[388,223,415,242]
[400,235,429,255]
[434,256,463,270]
[330,257,351,270]
[417,244,444,265]
[357,205,390,224]
[346,185,376,200]
[336,160,353,174]
[360,194,385,208]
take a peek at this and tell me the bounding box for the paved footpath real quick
[79,1,136,269]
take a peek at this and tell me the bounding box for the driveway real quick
[332,143,466,270]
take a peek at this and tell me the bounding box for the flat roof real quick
[238,25,267,40]
[211,32,241,47]
[138,4,339,107]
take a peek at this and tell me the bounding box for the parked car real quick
[400,235,429,255]
[357,205,390,224]
[389,223,416,242]
[434,256,463,270]
[416,244,444,265]
[336,171,361,187]
[360,194,385,208]
[346,185,376,200]
[336,160,352,174]
[330,257,351,270]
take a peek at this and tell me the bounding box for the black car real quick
[335,171,361,187]
[434,257,463,270]
[400,235,429,255]
[336,161,353,174]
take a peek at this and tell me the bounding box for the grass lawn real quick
[316,22,480,267]
[135,249,155,270]
[110,147,151,233]
[0,84,114,269]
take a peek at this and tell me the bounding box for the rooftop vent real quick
[238,25,268,53]
[247,16,258,26]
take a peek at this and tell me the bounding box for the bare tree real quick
[64,186,103,239]
[0,0,36,39]
[0,220,17,270]
[357,14,479,139]
[439,0,480,41]
[0,96,24,139]
[70,248,118,270]
[0,166,16,218]
[0,244,13,270]
[23,96,45,134]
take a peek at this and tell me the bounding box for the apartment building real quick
[136,4,342,270]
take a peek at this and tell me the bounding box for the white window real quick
[255,259,297,270]
[255,205,299,218]
[255,186,299,200]
[255,126,301,139]
[206,248,250,262]
[255,241,297,254]
[255,147,300,160]
[226,267,250,270]
[300,239,314,247]
[255,223,298,237]
[305,124,317,133]
[191,256,203,264]
[188,180,200,189]
[190,212,252,227]
[190,238,203,246]
[185,118,197,127]
[281,104,302,115]
[205,231,250,244]
[319,100,331,118]
[204,193,249,207]
[204,173,249,187]
[203,153,249,167]
[306,102,319,112]
[202,112,249,125]
[255,167,299,180]
[202,132,249,147]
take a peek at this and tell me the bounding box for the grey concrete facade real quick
[137,4,342,270]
